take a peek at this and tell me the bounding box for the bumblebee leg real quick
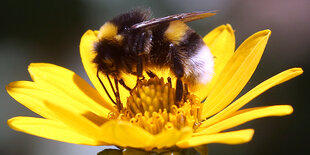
[176,78,183,103]
[184,84,188,101]
[171,55,185,103]
[137,56,143,79]
[146,70,157,78]
[167,77,172,105]
[106,73,117,99]
[96,70,116,105]
[114,78,123,110]
[134,56,144,90]
[119,79,132,91]
[167,77,172,88]
[137,31,152,79]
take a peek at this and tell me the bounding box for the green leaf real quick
[123,148,152,155]
[194,145,208,155]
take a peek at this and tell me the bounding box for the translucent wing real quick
[131,11,216,29]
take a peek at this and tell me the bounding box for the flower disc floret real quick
[109,77,202,134]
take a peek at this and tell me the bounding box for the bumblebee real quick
[93,9,215,106]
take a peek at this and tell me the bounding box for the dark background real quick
[1,0,309,154]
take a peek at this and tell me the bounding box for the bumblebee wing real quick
[131,11,216,29]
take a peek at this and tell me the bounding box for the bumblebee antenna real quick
[96,69,117,105]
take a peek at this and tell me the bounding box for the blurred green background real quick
[1,0,309,154]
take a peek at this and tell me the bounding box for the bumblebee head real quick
[94,9,151,75]
[93,36,123,75]
[94,22,125,75]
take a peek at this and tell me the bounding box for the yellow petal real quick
[98,120,154,148]
[44,100,105,142]
[6,80,107,122]
[6,81,68,120]
[200,68,303,128]
[151,127,192,149]
[194,24,235,100]
[196,105,293,135]
[80,30,130,105]
[201,30,271,118]
[177,129,254,148]
[8,116,105,146]
[28,63,114,116]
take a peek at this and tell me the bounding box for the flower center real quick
[108,77,202,134]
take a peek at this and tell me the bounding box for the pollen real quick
[108,77,202,134]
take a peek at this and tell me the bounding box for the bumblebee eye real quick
[122,26,130,33]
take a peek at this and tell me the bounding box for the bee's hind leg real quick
[183,84,189,101]
[171,55,185,103]
[176,78,184,103]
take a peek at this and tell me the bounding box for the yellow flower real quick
[7,24,302,153]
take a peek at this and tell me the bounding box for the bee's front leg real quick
[134,30,152,81]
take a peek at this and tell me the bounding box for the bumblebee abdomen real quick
[180,31,214,84]
[164,21,189,45]
[151,21,214,84]
[183,44,214,84]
